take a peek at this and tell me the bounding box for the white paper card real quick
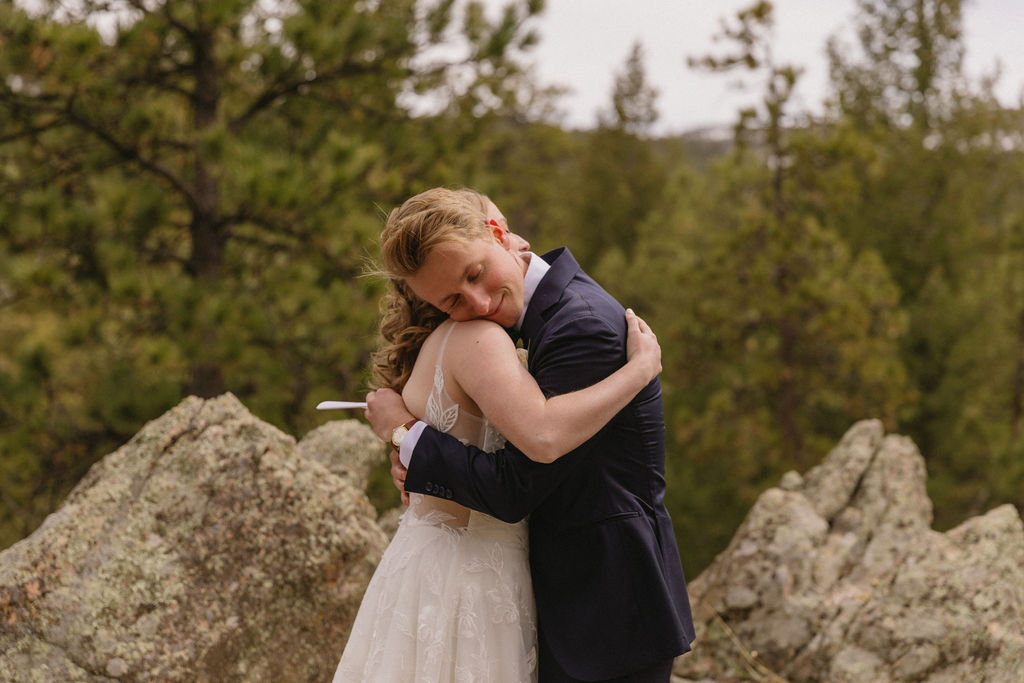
[316,401,368,410]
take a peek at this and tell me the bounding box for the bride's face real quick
[406,230,528,329]
[486,199,530,252]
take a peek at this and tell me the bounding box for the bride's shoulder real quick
[448,319,516,351]
[445,321,520,383]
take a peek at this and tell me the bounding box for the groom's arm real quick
[403,307,629,522]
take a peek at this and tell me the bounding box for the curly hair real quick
[370,187,493,391]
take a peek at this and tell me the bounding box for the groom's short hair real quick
[381,187,492,278]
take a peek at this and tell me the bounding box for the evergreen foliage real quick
[2,0,1021,577]
[0,0,544,544]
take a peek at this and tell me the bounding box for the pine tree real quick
[600,1,915,572]
[0,0,544,546]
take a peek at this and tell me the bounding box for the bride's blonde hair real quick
[371,187,494,391]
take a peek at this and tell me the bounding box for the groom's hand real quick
[389,448,410,507]
[366,388,416,506]
[365,388,415,442]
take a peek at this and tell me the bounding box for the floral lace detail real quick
[334,321,536,682]
[426,365,460,433]
[335,505,536,681]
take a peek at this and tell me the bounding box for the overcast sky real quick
[497,0,1024,134]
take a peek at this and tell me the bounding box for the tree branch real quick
[228,59,384,133]
[0,119,64,145]
[63,96,199,214]
[121,0,194,41]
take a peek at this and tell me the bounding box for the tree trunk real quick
[187,21,226,397]
[778,320,804,465]
[187,23,224,280]
[1012,308,1024,440]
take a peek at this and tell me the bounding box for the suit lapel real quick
[518,247,581,348]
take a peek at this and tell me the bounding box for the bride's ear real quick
[489,219,511,248]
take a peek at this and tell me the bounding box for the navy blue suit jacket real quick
[403,248,695,679]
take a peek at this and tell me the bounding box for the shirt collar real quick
[517,251,550,332]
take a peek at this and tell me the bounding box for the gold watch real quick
[391,418,418,450]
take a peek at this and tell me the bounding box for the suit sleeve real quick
[404,305,626,523]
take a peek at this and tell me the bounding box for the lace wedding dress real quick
[334,323,537,682]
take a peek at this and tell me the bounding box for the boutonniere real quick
[515,338,530,368]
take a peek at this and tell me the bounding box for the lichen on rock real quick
[675,419,1024,683]
[0,394,389,682]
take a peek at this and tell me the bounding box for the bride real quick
[333,189,662,682]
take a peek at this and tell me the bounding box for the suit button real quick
[425,482,434,494]
[445,488,453,499]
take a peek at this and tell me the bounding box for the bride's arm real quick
[452,309,661,463]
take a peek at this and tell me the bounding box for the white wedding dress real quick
[334,323,537,682]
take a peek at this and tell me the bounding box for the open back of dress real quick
[404,321,509,530]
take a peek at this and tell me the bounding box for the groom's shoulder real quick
[549,284,624,343]
[537,247,624,326]
[543,248,615,298]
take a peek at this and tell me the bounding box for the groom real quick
[366,195,695,682]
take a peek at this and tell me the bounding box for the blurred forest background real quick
[2,0,1022,579]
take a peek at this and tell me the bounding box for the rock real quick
[0,394,389,682]
[376,506,403,540]
[296,419,383,492]
[5,402,1022,682]
[674,419,1024,682]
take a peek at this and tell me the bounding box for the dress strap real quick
[426,323,461,434]
[434,321,458,369]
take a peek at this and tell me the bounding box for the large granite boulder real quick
[674,419,1024,682]
[5,399,1021,682]
[0,394,388,682]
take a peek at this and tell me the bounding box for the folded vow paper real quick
[315,401,368,410]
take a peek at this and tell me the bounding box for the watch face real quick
[391,425,409,448]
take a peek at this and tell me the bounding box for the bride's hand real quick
[625,308,661,380]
